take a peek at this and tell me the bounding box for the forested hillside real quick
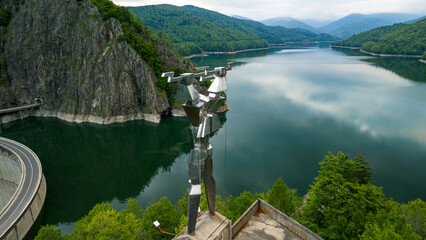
[128,5,336,56]
[128,5,268,56]
[333,19,426,57]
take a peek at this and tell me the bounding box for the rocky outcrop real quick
[156,38,195,73]
[0,0,189,124]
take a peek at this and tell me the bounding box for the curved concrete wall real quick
[2,176,46,240]
[0,147,22,214]
[0,141,46,240]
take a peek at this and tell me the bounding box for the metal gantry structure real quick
[161,63,232,235]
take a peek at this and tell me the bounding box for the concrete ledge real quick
[174,211,232,240]
[232,199,323,240]
[231,199,258,238]
[258,199,323,240]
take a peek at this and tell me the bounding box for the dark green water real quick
[1,43,425,234]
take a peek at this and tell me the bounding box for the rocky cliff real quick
[0,0,191,124]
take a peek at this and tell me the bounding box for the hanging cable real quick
[157,226,177,236]
[224,54,228,200]
[224,102,227,200]
[153,221,177,236]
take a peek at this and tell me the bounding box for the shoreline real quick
[331,45,361,50]
[0,104,231,125]
[332,45,422,58]
[360,49,422,58]
[185,47,271,59]
[0,110,162,125]
[203,46,270,54]
[185,41,336,59]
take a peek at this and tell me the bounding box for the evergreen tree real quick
[265,177,302,215]
[297,152,421,240]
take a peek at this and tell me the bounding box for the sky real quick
[111,0,426,22]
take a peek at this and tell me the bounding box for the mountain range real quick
[262,13,423,39]
[261,17,318,33]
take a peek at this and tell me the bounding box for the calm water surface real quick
[1,44,425,234]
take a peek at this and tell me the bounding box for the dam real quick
[0,137,46,240]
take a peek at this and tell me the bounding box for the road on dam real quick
[0,137,42,238]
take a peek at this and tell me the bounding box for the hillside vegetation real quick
[333,19,426,57]
[128,5,336,56]
[128,5,268,56]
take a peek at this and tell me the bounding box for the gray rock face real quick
[0,0,186,124]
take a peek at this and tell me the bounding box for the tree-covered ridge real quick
[127,5,269,56]
[174,5,285,44]
[333,23,407,47]
[127,5,337,56]
[333,18,426,57]
[35,152,425,240]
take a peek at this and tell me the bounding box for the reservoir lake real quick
[1,43,425,233]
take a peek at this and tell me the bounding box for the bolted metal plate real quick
[183,102,203,126]
[205,97,225,113]
[197,114,222,138]
[208,76,227,93]
[187,184,201,235]
[189,184,202,196]
[176,84,199,102]
[188,148,207,183]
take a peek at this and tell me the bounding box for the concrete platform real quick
[174,211,232,240]
[233,209,302,240]
[232,199,323,240]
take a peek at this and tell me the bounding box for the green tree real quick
[221,191,263,222]
[402,198,426,238]
[122,198,144,219]
[34,225,63,240]
[297,152,422,240]
[297,152,386,239]
[0,7,12,26]
[360,200,421,240]
[265,177,302,215]
[141,197,180,239]
[72,202,141,240]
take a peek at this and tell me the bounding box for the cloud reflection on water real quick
[233,50,426,146]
